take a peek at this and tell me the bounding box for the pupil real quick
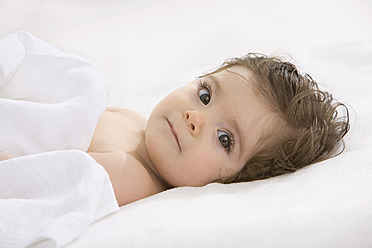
[219,135,229,148]
[200,94,210,104]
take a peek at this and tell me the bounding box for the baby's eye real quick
[218,130,232,151]
[198,86,210,105]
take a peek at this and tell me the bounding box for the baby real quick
[0,53,349,207]
[87,53,349,206]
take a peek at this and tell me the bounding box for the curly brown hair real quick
[206,53,350,183]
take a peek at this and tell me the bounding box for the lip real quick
[166,118,182,152]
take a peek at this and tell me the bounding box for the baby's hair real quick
[207,53,350,183]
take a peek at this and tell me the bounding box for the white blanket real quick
[0,32,119,248]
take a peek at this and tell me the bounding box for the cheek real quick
[148,83,196,124]
[186,144,243,182]
[177,147,227,185]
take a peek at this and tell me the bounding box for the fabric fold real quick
[0,31,108,156]
[0,32,118,248]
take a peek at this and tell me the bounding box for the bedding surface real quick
[0,32,119,248]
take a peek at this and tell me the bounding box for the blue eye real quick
[218,130,232,151]
[198,83,210,105]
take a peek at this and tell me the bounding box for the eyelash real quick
[196,79,234,154]
[198,80,211,96]
[218,129,234,153]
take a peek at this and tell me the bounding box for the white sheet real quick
[0,32,119,248]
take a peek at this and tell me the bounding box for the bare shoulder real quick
[88,151,166,206]
[106,107,146,122]
[0,152,15,162]
[88,107,146,153]
[88,107,167,206]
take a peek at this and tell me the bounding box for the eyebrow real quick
[207,75,221,98]
[207,75,245,158]
[229,114,244,158]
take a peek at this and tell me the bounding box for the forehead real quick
[211,65,268,111]
[209,66,277,158]
[224,65,254,84]
[210,65,258,96]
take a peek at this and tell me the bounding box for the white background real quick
[1,0,371,117]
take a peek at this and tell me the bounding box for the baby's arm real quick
[0,152,15,162]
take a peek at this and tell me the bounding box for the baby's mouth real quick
[166,119,182,152]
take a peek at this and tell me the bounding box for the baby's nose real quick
[184,110,205,136]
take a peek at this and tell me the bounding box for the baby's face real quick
[145,66,277,187]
